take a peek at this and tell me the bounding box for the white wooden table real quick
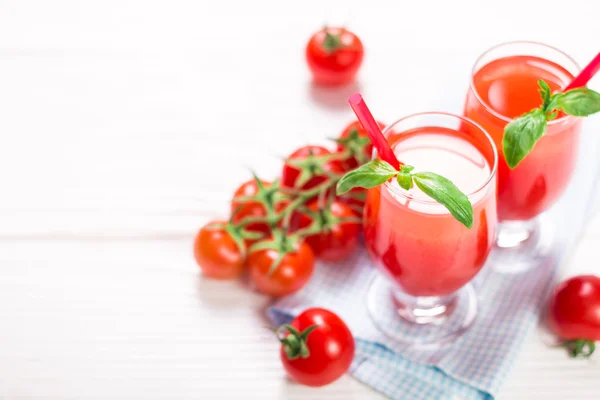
[1,1,599,398]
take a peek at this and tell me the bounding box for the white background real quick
[0,1,599,399]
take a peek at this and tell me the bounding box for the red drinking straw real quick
[564,52,600,91]
[348,94,401,170]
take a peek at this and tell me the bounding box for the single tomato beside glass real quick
[277,308,355,387]
[547,275,600,357]
[306,27,364,86]
[281,145,344,191]
[193,221,245,280]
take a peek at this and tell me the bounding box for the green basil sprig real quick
[503,80,600,169]
[336,160,473,228]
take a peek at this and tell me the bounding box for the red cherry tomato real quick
[193,221,244,280]
[335,121,385,215]
[336,120,386,170]
[306,27,364,86]
[548,275,600,357]
[293,200,361,262]
[337,187,367,217]
[279,308,355,387]
[247,239,315,297]
[231,179,288,237]
[281,145,344,191]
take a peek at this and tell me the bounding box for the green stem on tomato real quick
[277,324,318,360]
[564,339,596,358]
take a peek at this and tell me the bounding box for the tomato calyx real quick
[233,173,291,230]
[333,128,372,165]
[205,215,264,256]
[249,229,303,275]
[285,149,348,189]
[563,339,596,358]
[321,27,344,54]
[277,324,319,360]
[297,197,362,237]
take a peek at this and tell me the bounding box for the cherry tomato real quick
[231,179,288,237]
[247,238,315,297]
[336,120,386,170]
[293,199,361,262]
[337,188,367,217]
[548,275,600,357]
[335,121,384,214]
[281,145,344,191]
[306,27,364,86]
[193,221,244,279]
[279,308,355,387]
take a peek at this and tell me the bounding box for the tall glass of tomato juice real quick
[463,42,581,267]
[364,112,498,346]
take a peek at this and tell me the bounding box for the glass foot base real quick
[366,273,478,348]
[492,216,553,274]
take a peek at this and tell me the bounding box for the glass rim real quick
[469,40,581,126]
[379,111,498,205]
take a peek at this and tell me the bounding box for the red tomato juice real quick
[363,126,497,297]
[464,55,581,221]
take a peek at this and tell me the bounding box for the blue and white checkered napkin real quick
[268,248,555,400]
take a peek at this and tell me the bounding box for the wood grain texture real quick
[0,0,599,399]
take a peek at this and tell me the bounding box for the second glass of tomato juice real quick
[464,42,582,261]
[364,112,498,346]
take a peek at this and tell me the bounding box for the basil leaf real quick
[502,108,547,169]
[336,160,397,195]
[412,172,474,229]
[538,79,552,110]
[556,88,600,117]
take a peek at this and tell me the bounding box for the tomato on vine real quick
[293,199,361,262]
[281,145,344,192]
[306,27,364,86]
[547,275,600,357]
[277,308,355,387]
[193,220,250,280]
[231,176,289,238]
[247,230,315,297]
[334,121,385,214]
[336,120,386,170]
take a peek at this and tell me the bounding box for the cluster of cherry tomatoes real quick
[193,120,375,387]
[193,26,367,388]
[193,120,382,297]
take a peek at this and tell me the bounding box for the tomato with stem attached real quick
[334,120,385,214]
[231,177,289,238]
[306,27,364,86]
[547,275,600,357]
[277,308,355,387]
[335,120,385,170]
[337,188,367,217]
[281,145,344,192]
[193,220,246,280]
[247,231,315,297]
[293,199,361,262]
